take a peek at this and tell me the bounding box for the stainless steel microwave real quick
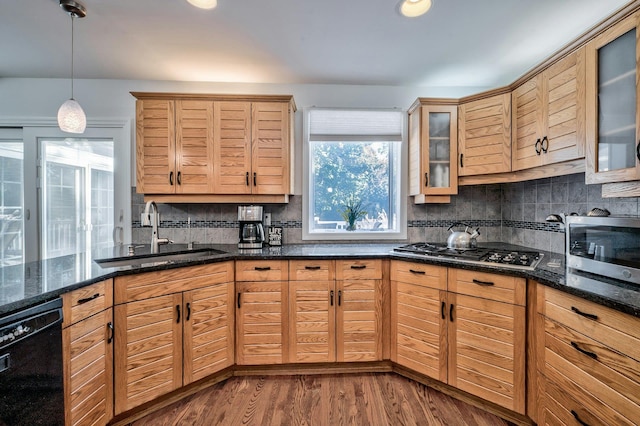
[566,215,640,286]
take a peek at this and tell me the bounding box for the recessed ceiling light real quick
[400,0,432,18]
[186,0,217,10]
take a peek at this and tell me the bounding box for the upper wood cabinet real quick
[512,48,586,171]
[408,100,458,204]
[458,93,511,176]
[132,93,296,202]
[586,12,640,185]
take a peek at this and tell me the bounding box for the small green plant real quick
[340,196,367,231]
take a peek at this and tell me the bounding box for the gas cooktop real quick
[393,242,543,271]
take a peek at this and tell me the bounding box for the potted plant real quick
[340,196,367,231]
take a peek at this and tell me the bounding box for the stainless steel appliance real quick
[566,215,640,285]
[393,242,543,271]
[0,299,64,425]
[238,205,265,249]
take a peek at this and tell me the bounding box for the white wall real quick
[0,78,488,193]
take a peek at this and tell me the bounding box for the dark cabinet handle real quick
[253,172,257,187]
[571,341,598,360]
[330,290,334,306]
[460,153,464,168]
[571,410,590,426]
[409,269,426,275]
[255,266,271,271]
[107,322,114,344]
[77,293,100,304]
[338,290,342,306]
[636,140,640,162]
[541,136,549,153]
[186,302,191,321]
[424,172,429,187]
[571,306,598,321]
[449,304,454,322]
[237,292,241,309]
[177,171,182,185]
[305,266,321,270]
[534,138,541,155]
[176,304,181,323]
[351,265,366,270]
[169,171,174,185]
[472,279,495,286]
[441,301,446,320]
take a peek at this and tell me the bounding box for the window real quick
[303,108,406,240]
[0,129,24,267]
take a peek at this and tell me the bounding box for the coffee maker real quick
[238,205,265,249]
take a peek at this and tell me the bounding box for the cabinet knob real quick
[541,136,549,153]
[636,140,640,162]
[424,172,429,187]
[534,139,541,155]
[169,171,174,185]
[460,153,464,168]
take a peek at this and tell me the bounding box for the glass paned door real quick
[428,112,451,188]
[0,140,23,266]
[40,139,114,259]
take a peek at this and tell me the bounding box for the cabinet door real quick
[586,12,640,184]
[213,101,252,194]
[447,293,526,414]
[63,308,113,426]
[252,102,291,195]
[409,105,458,199]
[289,280,336,363]
[175,100,214,194]
[135,99,176,194]
[114,294,182,415]
[542,48,586,165]
[392,279,447,382]
[236,281,288,365]
[336,278,381,362]
[183,281,234,385]
[512,75,545,171]
[458,93,511,176]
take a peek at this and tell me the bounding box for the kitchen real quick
[2,0,640,425]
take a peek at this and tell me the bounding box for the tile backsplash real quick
[131,173,639,255]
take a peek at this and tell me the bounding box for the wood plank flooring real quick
[132,373,515,426]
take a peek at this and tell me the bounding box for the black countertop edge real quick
[1,243,639,319]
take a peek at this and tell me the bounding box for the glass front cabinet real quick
[586,11,640,184]
[407,100,458,204]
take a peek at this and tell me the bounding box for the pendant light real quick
[58,0,87,134]
[400,0,432,18]
[186,0,218,10]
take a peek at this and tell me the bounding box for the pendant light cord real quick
[70,15,75,100]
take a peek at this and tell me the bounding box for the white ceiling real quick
[0,0,632,89]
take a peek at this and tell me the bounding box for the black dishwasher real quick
[0,299,64,426]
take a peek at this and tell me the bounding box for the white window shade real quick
[309,109,403,142]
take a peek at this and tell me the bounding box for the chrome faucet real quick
[143,201,171,253]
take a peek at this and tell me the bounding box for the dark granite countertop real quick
[1,242,639,319]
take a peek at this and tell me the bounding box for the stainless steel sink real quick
[94,248,226,268]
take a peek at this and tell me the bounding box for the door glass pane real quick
[41,139,114,259]
[0,142,23,266]
[428,112,451,188]
[598,28,636,172]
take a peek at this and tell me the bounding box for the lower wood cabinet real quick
[537,286,640,425]
[391,261,526,414]
[288,259,383,363]
[61,279,113,426]
[113,262,234,415]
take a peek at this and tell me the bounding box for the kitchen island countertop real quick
[1,242,639,319]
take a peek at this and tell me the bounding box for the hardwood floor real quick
[132,373,515,426]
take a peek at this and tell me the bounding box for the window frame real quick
[302,107,408,241]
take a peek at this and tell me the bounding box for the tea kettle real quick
[447,222,480,249]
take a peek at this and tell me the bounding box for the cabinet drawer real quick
[236,260,289,282]
[543,329,640,426]
[62,279,113,327]
[543,317,640,411]
[541,286,640,362]
[390,260,447,290]
[289,260,335,281]
[115,262,234,303]
[336,259,382,280]
[448,269,525,306]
